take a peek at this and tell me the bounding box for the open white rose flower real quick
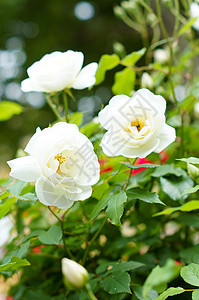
[98,88,176,158]
[61,258,89,289]
[21,50,98,93]
[7,122,100,209]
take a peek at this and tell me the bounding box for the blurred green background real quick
[0,0,141,177]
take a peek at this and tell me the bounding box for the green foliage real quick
[95,54,120,85]
[127,188,164,205]
[112,67,135,95]
[155,287,185,300]
[180,263,199,287]
[38,225,62,245]
[101,272,131,294]
[121,48,146,67]
[105,191,127,226]
[0,101,23,121]
[0,256,30,272]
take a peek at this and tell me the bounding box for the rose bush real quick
[21,50,98,93]
[7,122,100,209]
[99,88,176,158]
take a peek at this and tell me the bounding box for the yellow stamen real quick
[54,153,67,173]
[130,120,145,132]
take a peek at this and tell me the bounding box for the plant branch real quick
[45,94,62,120]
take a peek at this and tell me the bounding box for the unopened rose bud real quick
[154,49,170,64]
[194,102,199,118]
[61,258,89,289]
[141,72,154,89]
[187,163,199,181]
[114,6,126,19]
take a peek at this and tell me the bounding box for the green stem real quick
[63,92,69,122]
[85,283,97,300]
[48,206,74,259]
[45,94,62,121]
[82,217,107,265]
[123,157,136,191]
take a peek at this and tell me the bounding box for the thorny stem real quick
[82,217,107,265]
[48,206,74,259]
[45,94,62,121]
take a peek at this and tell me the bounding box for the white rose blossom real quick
[21,50,98,93]
[61,258,89,289]
[98,89,176,158]
[7,122,100,209]
[190,2,199,31]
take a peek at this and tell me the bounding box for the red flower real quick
[99,158,113,175]
[32,245,46,254]
[6,297,14,300]
[160,150,170,163]
[131,158,153,175]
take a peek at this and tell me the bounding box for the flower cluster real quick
[8,50,176,209]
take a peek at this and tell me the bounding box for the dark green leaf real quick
[101,272,131,294]
[181,185,199,196]
[127,187,164,205]
[152,164,186,177]
[105,191,127,226]
[107,260,144,274]
[180,245,199,265]
[38,225,62,245]
[160,175,193,200]
[123,163,160,169]
[90,195,111,220]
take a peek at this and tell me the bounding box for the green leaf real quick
[192,290,199,300]
[177,157,199,165]
[155,287,185,300]
[38,225,62,245]
[180,245,199,265]
[7,180,27,197]
[152,164,186,177]
[19,192,38,202]
[181,185,199,196]
[107,260,144,274]
[160,175,193,201]
[101,272,131,294]
[0,256,30,271]
[0,191,10,200]
[143,259,181,298]
[127,188,164,205]
[68,112,83,126]
[178,17,198,36]
[0,197,17,219]
[105,191,127,226]
[121,48,146,67]
[112,67,135,96]
[154,200,199,217]
[0,101,23,121]
[95,54,120,85]
[181,263,199,287]
[90,195,111,220]
[123,163,160,169]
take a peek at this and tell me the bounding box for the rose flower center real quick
[54,152,68,174]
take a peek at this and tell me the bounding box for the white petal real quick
[7,156,41,182]
[154,124,176,153]
[21,78,45,92]
[72,62,98,89]
[36,177,74,209]
[24,127,42,156]
[98,95,130,130]
[121,138,160,158]
[132,88,166,115]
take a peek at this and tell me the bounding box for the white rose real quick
[191,2,199,31]
[141,72,154,89]
[21,50,98,93]
[98,89,176,158]
[61,258,89,289]
[7,122,100,209]
[154,48,170,64]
